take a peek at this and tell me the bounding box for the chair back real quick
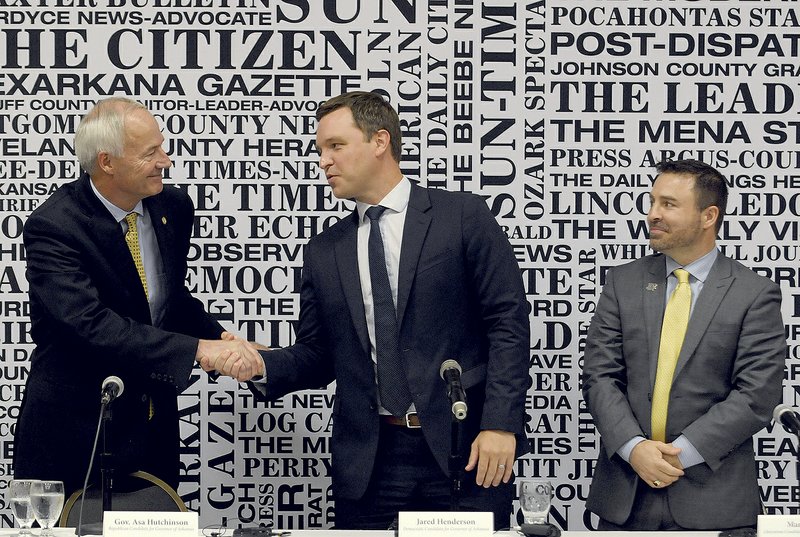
[59,470,187,527]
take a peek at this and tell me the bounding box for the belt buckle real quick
[404,412,421,429]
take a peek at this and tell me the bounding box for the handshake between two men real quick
[196,333,268,382]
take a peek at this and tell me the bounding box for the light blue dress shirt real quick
[90,180,166,326]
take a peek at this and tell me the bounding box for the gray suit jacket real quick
[250,183,530,500]
[582,252,785,529]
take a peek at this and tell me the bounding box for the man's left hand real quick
[465,430,515,487]
[663,449,684,471]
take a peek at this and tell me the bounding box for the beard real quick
[648,221,704,255]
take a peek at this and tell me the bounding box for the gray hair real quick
[75,97,148,175]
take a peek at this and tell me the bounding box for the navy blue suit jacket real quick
[251,184,530,500]
[14,174,223,494]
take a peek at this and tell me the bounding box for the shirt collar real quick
[356,177,411,223]
[89,178,144,223]
[665,247,719,283]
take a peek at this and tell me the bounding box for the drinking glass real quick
[518,479,553,524]
[29,480,64,536]
[8,479,37,535]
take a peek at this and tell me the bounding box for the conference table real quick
[0,529,723,536]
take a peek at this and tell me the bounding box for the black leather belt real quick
[380,412,421,428]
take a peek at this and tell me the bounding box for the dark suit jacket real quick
[13,173,223,495]
[582,252,786,529]
[250,184,530,500]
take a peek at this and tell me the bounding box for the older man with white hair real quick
[13,97,261,496]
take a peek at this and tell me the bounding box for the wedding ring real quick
[498,464,506,469]
[652,480,662,487]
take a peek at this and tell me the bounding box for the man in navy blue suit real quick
[210,91,530,529]
[14,98,261,495]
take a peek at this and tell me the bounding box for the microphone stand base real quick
[75,521,104,535]
[520,523,561,537]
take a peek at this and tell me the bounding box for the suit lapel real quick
[75,175,150,313]
[143,194,177,295]
[671,254,734,381]
[334,211,370,354]
[645,256,667,389]
[396,184,431,326]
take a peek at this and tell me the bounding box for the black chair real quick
[59,470,187,528]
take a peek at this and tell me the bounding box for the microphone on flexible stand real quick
[440,359,468,513]
[76,376,126,536]
[773,403,800,515]
[439,359,467,420]
[773,404,800,435]
[100,375,124,405]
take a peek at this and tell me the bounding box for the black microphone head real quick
[439,359,461,379]
[773,403,792,422]
[101,375,124,399]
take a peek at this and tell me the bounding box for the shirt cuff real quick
[618,436,646,463]
[672,434,704,468]
[251,357,267,383]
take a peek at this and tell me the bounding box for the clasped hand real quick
[630,439,684,488]
[196,332,266,382]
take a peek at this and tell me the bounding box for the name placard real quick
[758,515,800,537]
[103,511,199,537]
[398,511,493,536]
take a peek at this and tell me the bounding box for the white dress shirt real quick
[355,177,412,415]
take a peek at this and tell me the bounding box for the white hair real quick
[75,97,148,175]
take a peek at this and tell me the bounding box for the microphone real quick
[439,360,467,420]
[773,404,800,435]
[100,376,124,405]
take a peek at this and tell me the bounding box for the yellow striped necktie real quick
[651,268,691,442]
[124,212,149,301]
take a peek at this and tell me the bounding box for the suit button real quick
[150,373,156,379]
[141,395,148,402]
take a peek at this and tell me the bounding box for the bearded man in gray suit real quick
[582,159,786,530]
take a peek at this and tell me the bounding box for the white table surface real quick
[0,530,723,536]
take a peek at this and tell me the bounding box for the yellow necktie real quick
[651,268,691,442]
[124,212,149,301]
[124,213,155,420]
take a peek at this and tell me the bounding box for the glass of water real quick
[29,480,64,536]
[8,479,38,535]
[518,479,553,524]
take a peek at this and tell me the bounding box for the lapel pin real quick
[646,283,658,291]
[161,216,167,225]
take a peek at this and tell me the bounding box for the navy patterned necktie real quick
[366,205,412,416]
